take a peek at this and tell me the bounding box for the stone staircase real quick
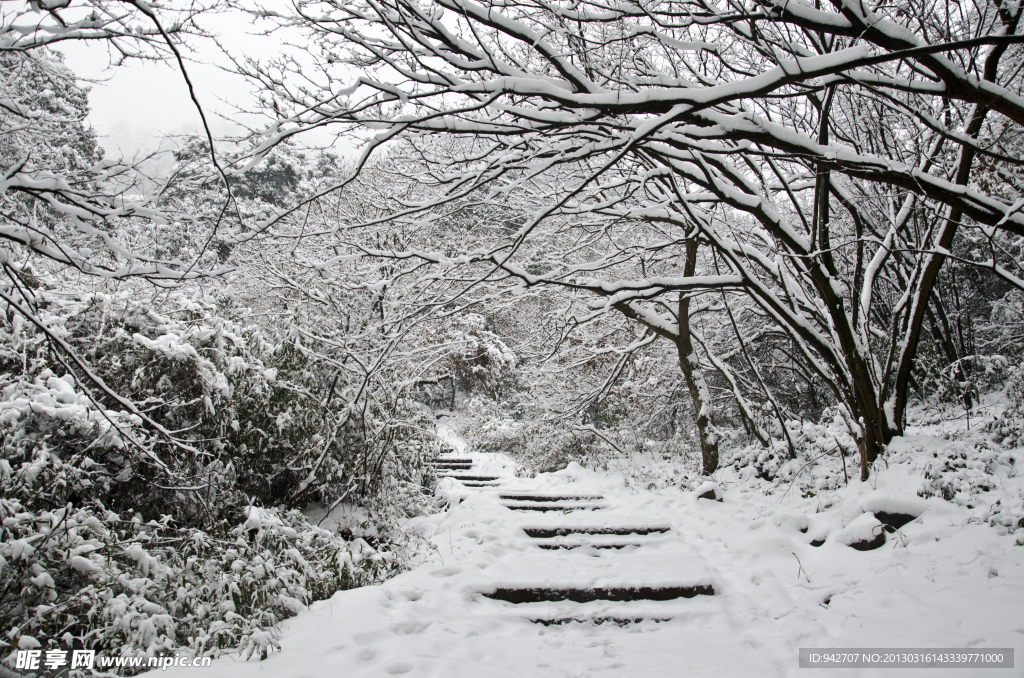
[159,446,781,678]
[498,493,606,512]
[427,451,716,628]
[431,457,502,487]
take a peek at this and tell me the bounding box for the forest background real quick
[2,0,1024,671]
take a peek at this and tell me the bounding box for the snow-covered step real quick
[529,532,664,550]
[528,524,671,549]
[438,474,501,482]
[431,461,473,470]
[535,541,643,550]
[499,492,606,512]
[530,614,673,626]
[502,501,605,512]
[522,525,671,538]
[512,599,712,626]
[498,493,604,502]
[461,481,502,488]
[482,583,715,604]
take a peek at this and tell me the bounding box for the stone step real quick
[431,458,474,464]
[536,542,642,550]
[523,526,671,538]
[499,494,604,502]
[530,615,673,626]
[484,584,714,604]
[439,475,501,482]
[503,502,605,512]
[431,462,473,469]
[461,481,501,488]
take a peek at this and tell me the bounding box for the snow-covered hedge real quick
[0,363,402,674]
[0,288,440,516]
[0,287,437,670]
[724,412,857,490]
[0,496,398,673]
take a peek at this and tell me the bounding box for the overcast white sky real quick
[58,15,256,158]
[56,3,328,158]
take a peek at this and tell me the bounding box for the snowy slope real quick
[159,427,1024,678]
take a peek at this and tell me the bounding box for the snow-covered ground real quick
[161,422,1024,677]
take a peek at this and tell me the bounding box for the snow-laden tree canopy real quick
[214,0,1024,477]
[4,0,1024,481]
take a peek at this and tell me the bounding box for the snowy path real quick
[164,440,1024,677]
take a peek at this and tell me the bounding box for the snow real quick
[859,489,930,519]
[17,637,40,650]
[774,511,810,533]
[160,427,1024,678]
[68,555,101,576]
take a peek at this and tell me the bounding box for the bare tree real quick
[230,0,1024,477]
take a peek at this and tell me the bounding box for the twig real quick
[832,435,849,485]
[316,487,354,528]
[793,552,810,582]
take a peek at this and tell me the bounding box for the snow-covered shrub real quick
[0,286,437,667]
[0,354,411,671]
[921,354,1011,414]
[0,497,398,674]
[985,498,1024,533]
[908,433,1023,532]
[985,366,1024,448]
[590,448,698,492]
[724,413,856,495]
[0,288,439,521]
[460,403,528,458]
[519,429,584,474]
[917,445,1014,505]
[438,314,518,399]
[363,432,447,523]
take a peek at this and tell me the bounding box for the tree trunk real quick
[676,238,718,475]
[814,86,891,479]
[852,392,887,480]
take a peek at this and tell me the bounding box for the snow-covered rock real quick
[693,481,723,501]
[832,512,886,550]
